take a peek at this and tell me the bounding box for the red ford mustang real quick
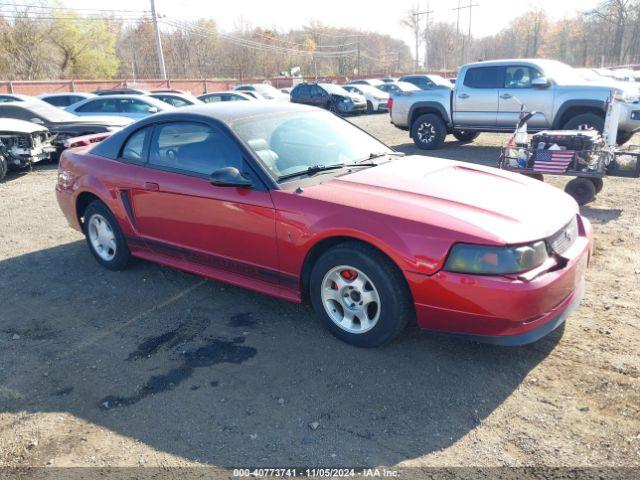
[56,103,593,347]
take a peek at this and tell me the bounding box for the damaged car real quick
[0,118,56,180]
[0,98,132,159]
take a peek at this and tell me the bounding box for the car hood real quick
[304,156,578,245]
[0,118,48,134]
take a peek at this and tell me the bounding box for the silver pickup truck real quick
[389,59,640,149]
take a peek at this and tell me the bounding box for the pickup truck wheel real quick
[616,131,633,145]
[0,155,7,181]
[412,113,446,150]
[83,200,132,271]
[565,177,596,205]
[310,242,412,347]
[452,130,479,143]
[562,113,604,133]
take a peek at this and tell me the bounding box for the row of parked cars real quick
[0,84,293,180]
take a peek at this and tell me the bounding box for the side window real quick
[205,94,222,102]
[463,67,504,88]
[229,94,245,101]
[504,66,542,88]
[309,85,323,97]
[148,122,243,176]
[78,99,117,113]
[120,99,153,113]
[160,96,190,107]
[120,127,150,162]
[45,96,67,107]
[295,84,310,97]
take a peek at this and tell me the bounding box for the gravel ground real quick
[0,114,638,473]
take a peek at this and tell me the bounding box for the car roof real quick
[90,102,317,160]
[0,93,30,101]
[462,58,564,69]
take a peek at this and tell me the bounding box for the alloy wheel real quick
[87,213,117,261]
[321,265,381,334]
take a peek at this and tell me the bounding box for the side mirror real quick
[532,77,550,88]
[148,106,159,113]
[30,117,44,124]
[210,167,252,188]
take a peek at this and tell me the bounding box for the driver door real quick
[128,121,281,288]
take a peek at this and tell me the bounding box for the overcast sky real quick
[63,0,602,53]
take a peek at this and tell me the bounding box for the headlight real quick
[341,97,352,103]
[444,241,548,275]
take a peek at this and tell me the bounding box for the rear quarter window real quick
[463,67,504,88]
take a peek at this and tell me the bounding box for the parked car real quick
[148,92,203,107]
[198,91,255,103]
[149,88,189,94]
[0,98,132,157]
[66,95,174,119]
[390,59,640,149]
[398,74,454,90]
[349,78,385,87]
[93,88,149,96]
[0,118,56,180]
[290,82,366,115]
[343,84,389,113]
[233,84,289,101]
[56,102,593,347]
[39,92,95,108]
[374,81,420,95]
[381,77,399,83]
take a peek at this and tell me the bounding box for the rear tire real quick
[411,113,446,150]
[565,177,596,205]
[309,242,413,347]
[83,200,132,271]
[452,130,479,143]
[562,113,604,133]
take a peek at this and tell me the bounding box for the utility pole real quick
[414,3,433,72]
[452,1,478,66]
[150,0,167,79]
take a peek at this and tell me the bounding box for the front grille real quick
[548,217,578,255]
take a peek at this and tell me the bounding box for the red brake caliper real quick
[340,269,358,281]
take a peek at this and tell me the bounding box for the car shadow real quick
[0,241,561,467]
[580,205,623,225]
[0,162,58,184]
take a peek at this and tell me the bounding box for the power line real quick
[0,2,149,14]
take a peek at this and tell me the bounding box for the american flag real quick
[533,150,575,173]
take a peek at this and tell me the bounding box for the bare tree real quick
[400,5,423,72]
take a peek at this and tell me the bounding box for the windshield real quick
[231,109,392,180]
[396,81,420,91]
[320,83,349,95]
[539,60,588,85]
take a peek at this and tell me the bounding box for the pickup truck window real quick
[463,67,504,88]
[504,66,543,88]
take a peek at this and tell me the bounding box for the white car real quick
[39,92,95,108]
[233,84,290,101]
[343,84,389,113]
[349,78,385,87]
[66,95,174,119]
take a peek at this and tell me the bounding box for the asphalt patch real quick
[228,312,257,328]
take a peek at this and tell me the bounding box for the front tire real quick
[366,101,374,114]
[411,113,446,150]
[562,113,604,133]
[83,200,131,271]
[452,130,479,143]
[309,242,413,347]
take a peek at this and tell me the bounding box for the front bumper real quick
[338,102,367,114]
[407,214,593,345]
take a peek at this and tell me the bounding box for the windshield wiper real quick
[354,151,405,163]
[277,161,380,181]
[278,164,345,181]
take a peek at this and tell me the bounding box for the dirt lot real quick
[0,114,638,474]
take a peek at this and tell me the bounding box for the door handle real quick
[500,93,512,99]
[458,93,469,99]
[143,182,159,191]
